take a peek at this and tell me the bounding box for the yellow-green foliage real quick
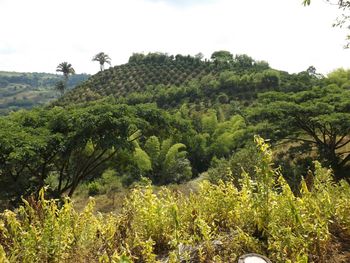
[1,137,350,262]
[133,147,152,172]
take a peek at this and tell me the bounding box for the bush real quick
[85,169,122,197]
[87,181,101,196]
[208,143,260,185]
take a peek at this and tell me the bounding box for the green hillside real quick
[57,52,274,106]
[56,52,318,112]
[0,71,89,115]
[57,54,213,104]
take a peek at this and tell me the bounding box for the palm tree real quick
[56,62,75,95]
[92,52,111,71]
[56,62,75,81]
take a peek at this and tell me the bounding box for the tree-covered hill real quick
[0,71,89,115]
[57,53,214,104]
[56,52,276,106]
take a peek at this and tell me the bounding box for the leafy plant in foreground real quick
[1,137,350,262]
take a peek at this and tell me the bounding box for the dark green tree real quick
[248,84,350,180]
[211,50,233,64]
[234,54,255,70]
[0,102,171,199]
[128,53,146,64]
[194,52,204,61]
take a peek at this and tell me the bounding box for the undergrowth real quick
[1,136,350,262]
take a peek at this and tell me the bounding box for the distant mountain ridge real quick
[0,71,89,115]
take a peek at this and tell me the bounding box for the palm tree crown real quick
[92,52,111,71]
[56,62,75,96]
[56,62,75,80]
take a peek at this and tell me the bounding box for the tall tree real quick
[0,102,172,200]
[248,83,350,181]
[56,62,75,95]
[56,62,75,81]
[92,52,111,71]
[211,50,233,64]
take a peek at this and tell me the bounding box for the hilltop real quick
[57,53,215,105]
[0,71,89,115]
[56,52,286,107]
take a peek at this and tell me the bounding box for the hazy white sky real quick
[0,0,349,75]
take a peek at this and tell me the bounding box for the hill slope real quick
[58,55,216,105]
[0,71,89,115]
[56,52,304,108]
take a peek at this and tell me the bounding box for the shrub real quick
[87,181,101,196]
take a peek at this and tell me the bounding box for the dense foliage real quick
[1,138,350,262]
[0,102,178,202]
[1,52,349,205]
[249,81,350,181]
[0,95,255,205]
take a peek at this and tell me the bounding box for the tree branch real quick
[336,138,350,149]
[339,153,350,167]
[335,134,348,147]
[284,137,316,144]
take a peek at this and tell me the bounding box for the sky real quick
[0,0,349,75]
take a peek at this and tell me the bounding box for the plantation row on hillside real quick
[56,52,273,105]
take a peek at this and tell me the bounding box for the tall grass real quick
[1,136,349,262]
